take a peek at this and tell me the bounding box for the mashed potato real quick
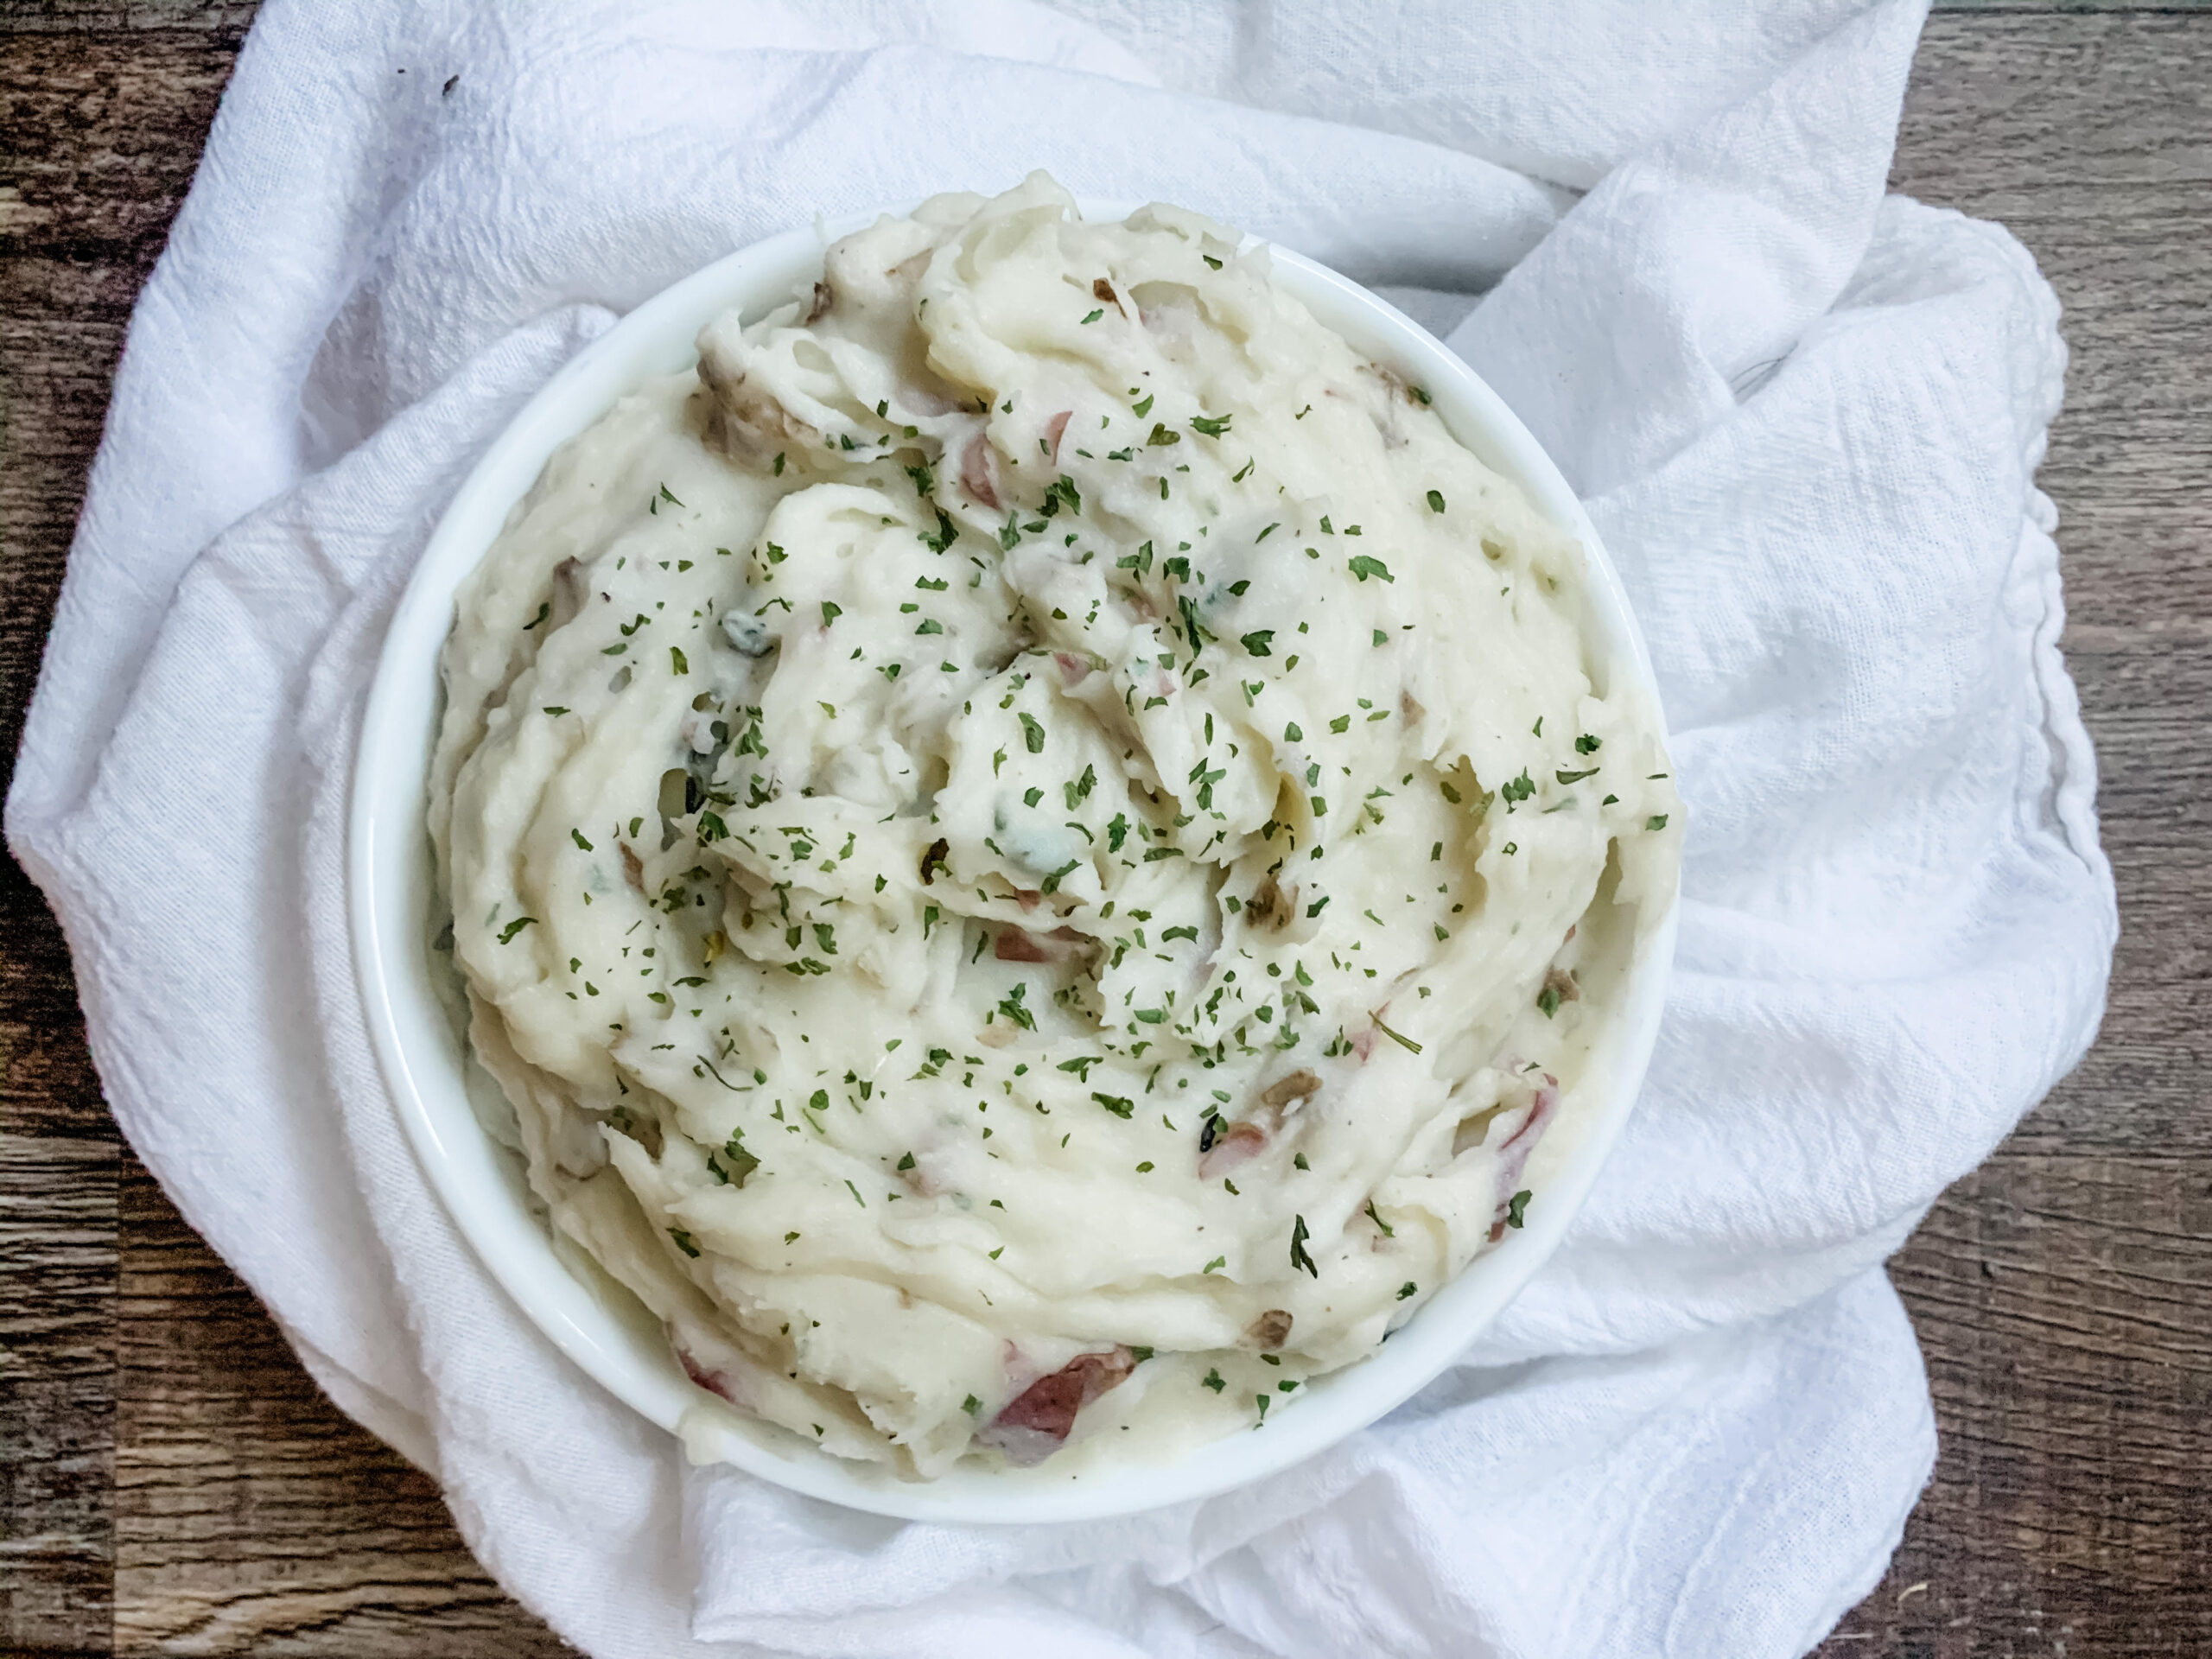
[430,173,1679,1477]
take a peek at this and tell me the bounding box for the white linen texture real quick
[6,1,2116,1656]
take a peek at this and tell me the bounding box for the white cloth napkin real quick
[9,0,2118,1653]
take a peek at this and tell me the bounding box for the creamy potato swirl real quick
[431,174,1679,1476]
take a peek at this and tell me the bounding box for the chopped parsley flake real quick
[1371,1015,1422,1055]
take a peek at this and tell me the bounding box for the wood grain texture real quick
[112,1163,575,1657]
[0,8,2204,1657]
[1808,11,2212,1656]
[0,24,218,1653]
[0,4,252,35]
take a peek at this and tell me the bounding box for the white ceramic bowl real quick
[350,201,1679,1525]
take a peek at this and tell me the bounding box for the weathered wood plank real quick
[0,4,254,39]
[1899,11,2212,1167]
[1809,12,2212,1655]
[0,24,238,1658]
[0,915,117,1649]
[0,790,118,1654]
[111,1161,575,1656]
[1931,0,2212,12]
[0,1374,114,1650]
[1815,1160,2212,1653]
[1887,13,2212,1180]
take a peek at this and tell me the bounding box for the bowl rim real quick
[348,198,1679,1526]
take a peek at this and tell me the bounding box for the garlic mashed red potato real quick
[430,173,1680,1477]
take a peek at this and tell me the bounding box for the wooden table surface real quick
[3,4,2206,1655]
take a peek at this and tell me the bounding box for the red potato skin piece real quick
[976,1346,1136,1466]
[995,928,1052,963]
[1045,409,1073,461]
[1198,1071,1317,1179]
[1497,1081,1558,1158]
[995,926,1086,963]
[962,431,1000,510]
[550,556,589,628]
[1487,1081,1560,1243]
[1198,1119,1268,1179]
[675,1343,746,1408]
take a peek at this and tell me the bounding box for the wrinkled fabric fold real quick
[8,1,2113,1656]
